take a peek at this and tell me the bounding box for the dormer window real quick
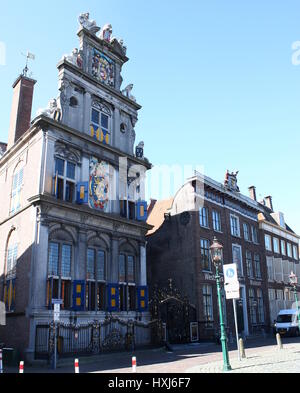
[90,102,111,145]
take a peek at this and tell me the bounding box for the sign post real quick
[52,299,63,370]
[223,264,241,361]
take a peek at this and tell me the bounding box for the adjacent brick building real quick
[147,172,300,342]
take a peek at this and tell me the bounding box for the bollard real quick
[19,361,24,374]
[132,356,137,373]
[239,338,246,359]
[276,333,283,350]
[0,349,3,373]
[74,358,79,373]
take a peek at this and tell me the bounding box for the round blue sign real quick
[226,268,235,278]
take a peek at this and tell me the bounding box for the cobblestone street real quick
[4,336,300,373]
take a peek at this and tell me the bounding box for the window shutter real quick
[136,201,148,222]
[137,286,148,312]
[5,279,16,312]
[72,281,85,311]
[76,182,88,205]
[107,284,119,312]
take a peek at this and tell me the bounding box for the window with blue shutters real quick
[86,247,107,311]
[53,158,76,203]
[47,240,72,310]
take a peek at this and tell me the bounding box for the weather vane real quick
[21,51,35,77]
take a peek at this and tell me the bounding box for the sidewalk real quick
[3,336,300,373]
[187,340,300,373]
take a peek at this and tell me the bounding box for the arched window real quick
[47,229,73,310]
[86,236,108,311]
[10,162,24,215]
[118,242,138,312]
[90,101,111,145]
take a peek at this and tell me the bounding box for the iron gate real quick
[35,317,149,360]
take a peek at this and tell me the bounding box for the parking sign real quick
[223,264,238,284]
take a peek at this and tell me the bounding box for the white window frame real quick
[281,240,286,256]
[199,207,209,228]
[54,157,76,203]
[287,243,292,258]
[90,103,111,145]
[230,214,240,238]
[243,223,251,242]
[265,234,272,251]
[212,210,221,232]
[266,256,274,281]
[293,245,298,261]
[10,167,24,215]
[232,244,243,277]
[251,226,259,244]
[273,237,279,254]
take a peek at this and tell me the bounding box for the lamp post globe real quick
[289,272,300,334]
[209,237,232,372]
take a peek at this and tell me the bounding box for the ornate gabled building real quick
[0,13,152,361]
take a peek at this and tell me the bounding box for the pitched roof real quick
[147,198,173,235]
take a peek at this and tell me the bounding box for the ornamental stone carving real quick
[78,12,100,34]
[36,99,62,122]
[62,48,83,69]
[98,23,113,42]
[121,84,136,102]
[55,141,81,164]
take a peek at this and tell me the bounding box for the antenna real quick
[21,51,35,77]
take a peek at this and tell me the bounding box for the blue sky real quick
[0,1,300,234]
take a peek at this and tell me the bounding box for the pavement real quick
[3,336,300,373]
[187,339,300,373]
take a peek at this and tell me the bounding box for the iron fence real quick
[35,317,150,360]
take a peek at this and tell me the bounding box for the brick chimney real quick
[7,75,37,150]
[248,186,257,201]
[264,196,273,211]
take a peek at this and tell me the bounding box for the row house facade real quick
[147,171,272,342]
[0,14,152,361]
[255,195,300,323]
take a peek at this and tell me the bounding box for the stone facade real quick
[0,14,152,361]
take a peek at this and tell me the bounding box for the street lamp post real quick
[289,272,300,333]
[210,237,232,372]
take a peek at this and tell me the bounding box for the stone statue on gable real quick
[78,12,100,34]
[37,99,62,122]
[62,48,83,69]
[224,170,240,192]
[121,84,136,102]
[118,39,127,55]
[135,141,144,159]
[98,23,113,42]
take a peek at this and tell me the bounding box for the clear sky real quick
[0,1,300,234]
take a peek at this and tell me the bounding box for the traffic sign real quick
[224,282,240,300]
[54,303,60,322]
[52,299,63,305]
[223,264,238,284]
